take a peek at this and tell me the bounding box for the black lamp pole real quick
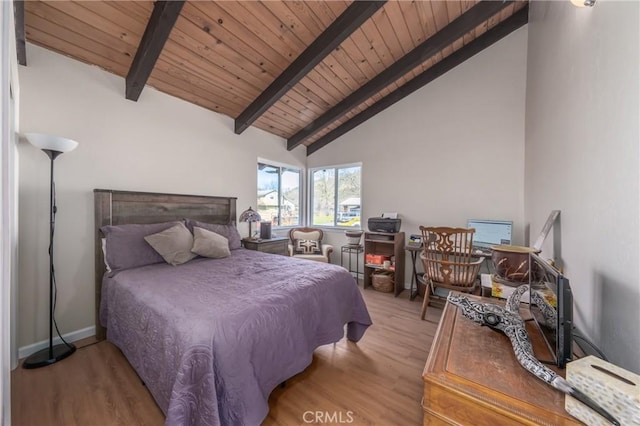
[23,149,76,369]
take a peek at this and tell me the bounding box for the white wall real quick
[18,44,306,349]
[308,27,529,286]
[1,0,21,422]
[525,1,639,373]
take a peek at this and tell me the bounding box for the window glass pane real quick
[336,167,361,228]
[312,169,335,226]
[257,163,279,225]
[281,168,300,226]
[258,162,302,228]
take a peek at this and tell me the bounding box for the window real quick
[257,161,301,227]
[310,164,361,228]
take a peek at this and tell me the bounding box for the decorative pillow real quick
[101,221,180,272]
[191,227,231,259]
[294,239,322,255]
[144,222,198,266]
[185,219,242,250]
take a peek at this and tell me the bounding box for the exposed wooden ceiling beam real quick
[306,6,529,156]
[288,0,516,151]
[14,0,26,66]
[126,0,185,101]
[234,1,387,135]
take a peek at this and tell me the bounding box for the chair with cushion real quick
[419,226,484,320]
[288,227,333,263]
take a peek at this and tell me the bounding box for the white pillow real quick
[101,238,111,272]
[144,222,198,266]
[191,227,231,259]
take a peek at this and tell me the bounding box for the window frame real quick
[257,158,304,230]
[308,162,362,230]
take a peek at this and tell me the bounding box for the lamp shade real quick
[25,133,79,153]
[570,0,596,7]
[239,206,262,223]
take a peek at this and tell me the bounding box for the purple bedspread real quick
[101,249,371,426]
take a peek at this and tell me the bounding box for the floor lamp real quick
[23,133,78,369]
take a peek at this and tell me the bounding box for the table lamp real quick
[239,206,261,240]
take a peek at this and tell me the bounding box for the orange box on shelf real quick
[365,254,390,265]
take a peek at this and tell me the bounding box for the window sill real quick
[309,226,362,232]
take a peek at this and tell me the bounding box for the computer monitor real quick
[466,219,513,247]
[529,252,573,368]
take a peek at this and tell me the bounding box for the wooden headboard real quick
[94,189,237,340]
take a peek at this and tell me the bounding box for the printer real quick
[368,216,401,233]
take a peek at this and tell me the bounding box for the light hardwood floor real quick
[12,287,443,426]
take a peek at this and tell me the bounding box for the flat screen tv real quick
[528,252,573,369]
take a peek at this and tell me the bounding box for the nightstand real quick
[241,237,288,256]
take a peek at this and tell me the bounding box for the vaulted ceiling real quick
[17,0,528,155]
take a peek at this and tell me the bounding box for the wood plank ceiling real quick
[22,0,528,155]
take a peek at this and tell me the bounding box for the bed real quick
[94,189,372,426]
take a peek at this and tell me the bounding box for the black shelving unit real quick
[341,245,363,280]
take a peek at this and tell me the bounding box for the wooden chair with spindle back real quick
[419,226,484,320]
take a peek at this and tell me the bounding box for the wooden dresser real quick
[422,295,582,425]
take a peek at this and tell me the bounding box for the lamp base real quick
[22,343,76,369]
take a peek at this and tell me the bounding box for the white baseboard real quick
[18,326,96,360]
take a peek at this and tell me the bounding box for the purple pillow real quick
[101,221,180,272]
[185,219,241,250]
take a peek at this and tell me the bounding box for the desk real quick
[405,244,424,300]
[422,294,581,425]
[406,245,492,301]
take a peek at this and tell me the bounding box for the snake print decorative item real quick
[447,287,620,425]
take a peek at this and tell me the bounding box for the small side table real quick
[341,245,363,280]
[242,237,288,256]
